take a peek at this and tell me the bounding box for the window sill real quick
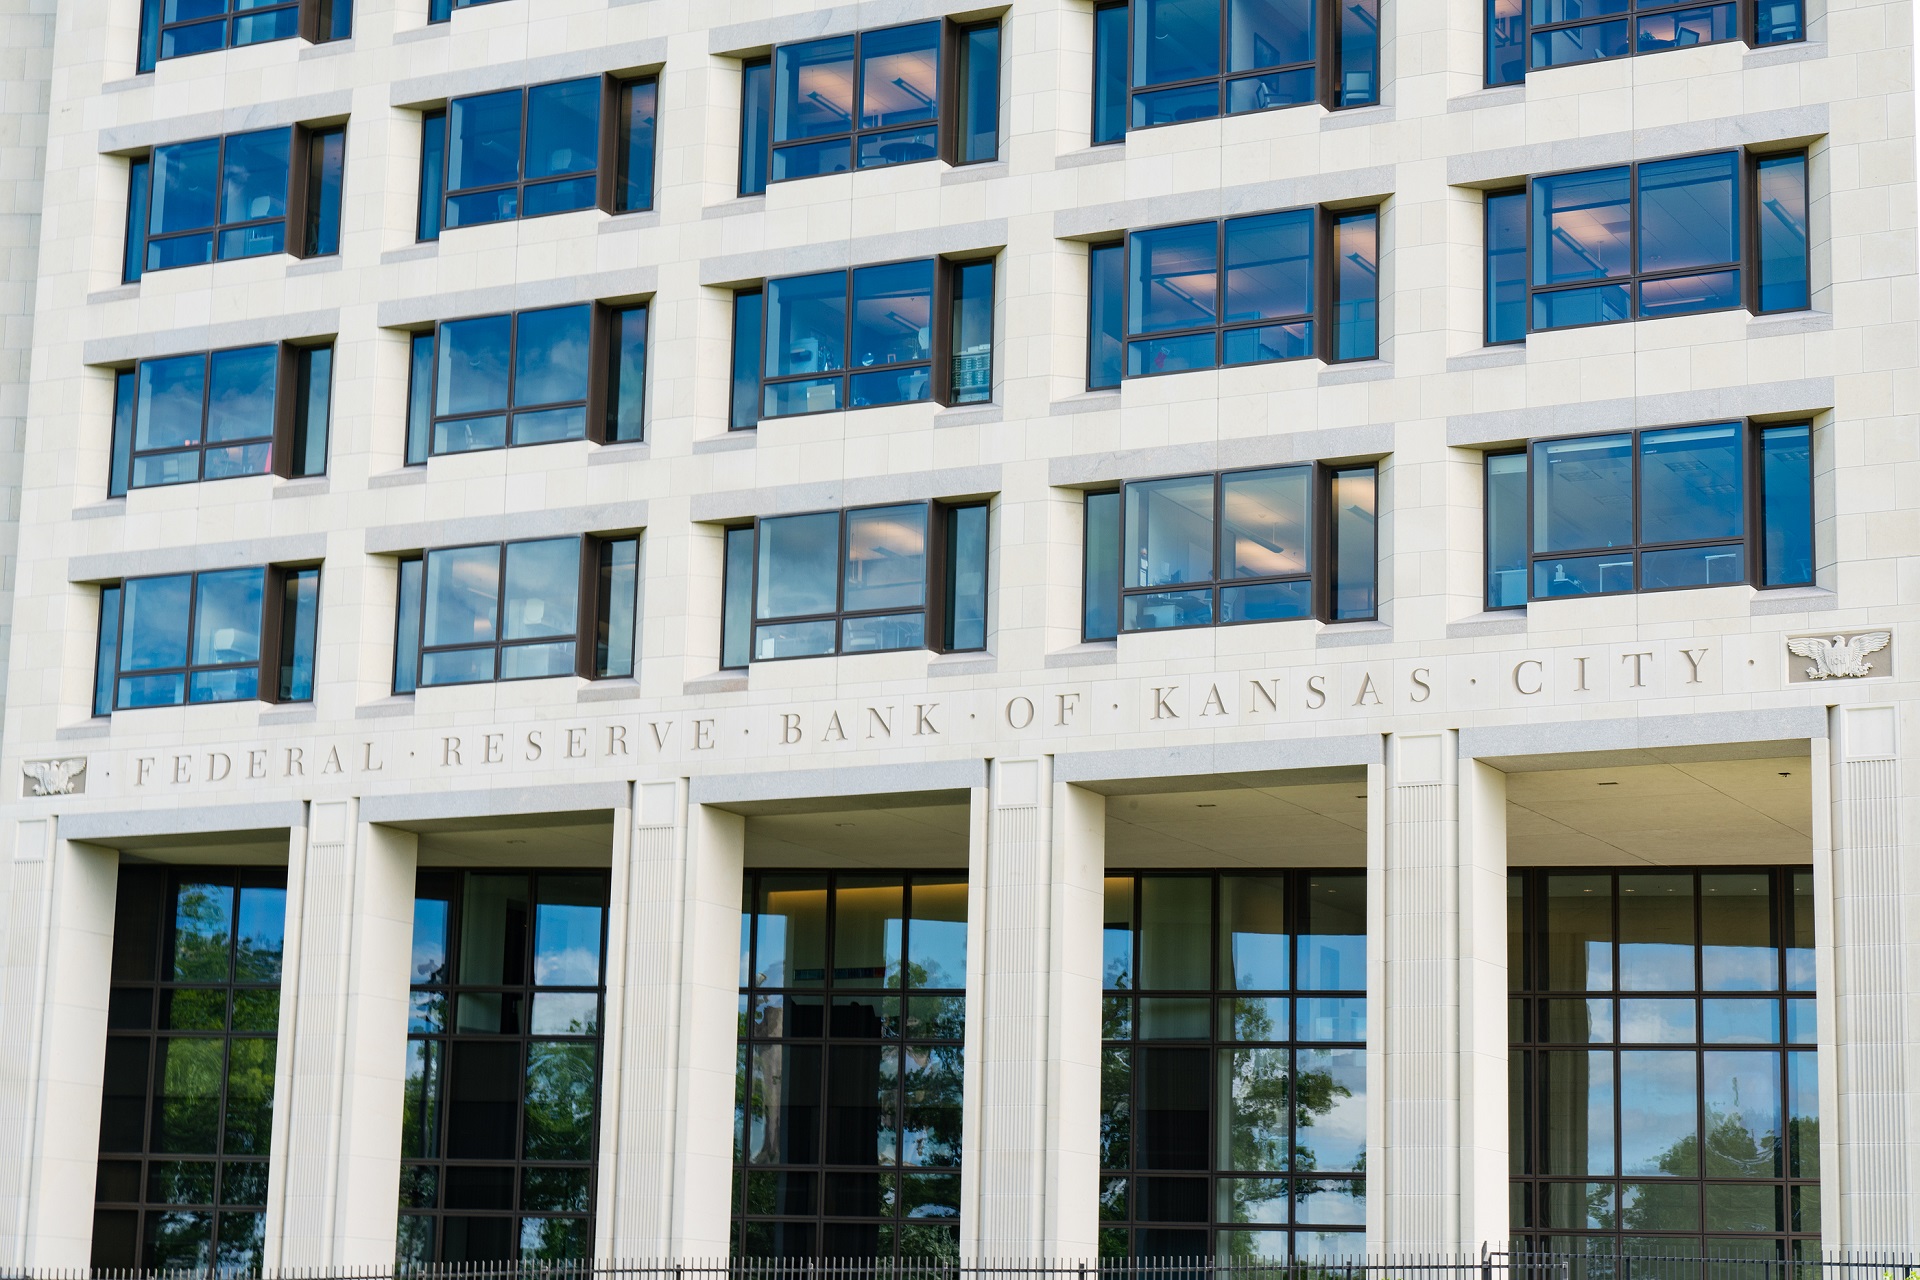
[598,209,661,234]
[369,467,428,489]
[73,498,125,521]
[579,679,641,703]
[1050,390,1121,416]
[1746,39,1824,67]
[692,432,755,454]
[259,705,317,725]
[393,22,450,43]
[933,403,1000,428]
[928,652,995,678]
[1320,360,1391,385]
[589,441,652,466]
[705,195,766,221]
[1058,144,1125,169]
[685,672,748,695]
[300,38,355,60]
[273,477,329,499]
[1751,585,1837,616]
[287,255,342,277]
[104,72,155,94]
[57,719,114,741]
[88,285,140,305]
[1317,620,1393,647]
[1448,84,1525,112]
[1046,641,1117,668]
[381,243,438,265]
[1748,309,1830,338]
[356,696,416,719]
[943,161,1006,186]
[1448,610,1528,638]
[1447,346,1527,372]
[1323,103,1392,130]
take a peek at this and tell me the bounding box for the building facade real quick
[0,0,1916,1270]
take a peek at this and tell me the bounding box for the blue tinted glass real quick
[1128,331,1217,375]
[205,346,278,444]
[771,138,852,181]
[1638,269,1740,318]
[598,538,638,677]
[1219,467,1309,580]
[610,307,647,443]
[1486,189,1528,342]
[618,79,657,212]
[1131,223,1218,334]
[307,129,346,256]
[1301,875,1366,991]
[423,546,500,648]
[438,314,512,416]
[1084,491,1121,641]
[501,539,580,641]
[1126,475,1214,588]
[525,78,600,181]
[1135,0,1220,86]
[231,7,300,46]
[1638,152,1738,274]
[1534,167,1630,285]
[1089,243,1125,389]
[859,24,939,130]
[850,261,933,370]
[1223,210,1311,322]
[1338,0,1380,105]
[172,880,235,981]
[1132,82,1220,127]
[161,17,227,60]
[522,175,595,217]
[293,346,332,478]
[192,569,265,667]
[419,112,446,242]
[1487,0,1524,84]
[1123,587,1212,630]
[1222,321,1309,365]
[1533,20,1630,67]
[740,60,772,196]
[279,568,320,702]
[1486,453,1529,608]
[534,878,605,986]
[220,129,290,227]
[730,291,763,430]
[758,512,841,620]
[1756,0,1802,42]
[1226,68,1314,114]
[513,305,592,409]
[1534,433,1632,553]
[136,355,206,451]
[1761,424,1814,587]
[234,885,288,982]
[774,37,855,143]
[1332,211,1378,360]
[1639,423,1742,545]
[95,586,122,716]
[138,0,163,72]
[1636,3,1736,52]
[1641,543,1745,589]
[448,89,524,192]
[124,158,151,284]
[960,25,1000,162]
[908,877,968,987]
[394,559,424,694]
[721,527,755,668]
[1093,5,1129,143]
[857,127,940,172]
[1231,0,1311,71]
[1534,552,1634,597]
[1533,282,1632,329]
[406,332,434,465]
[1757,154,1810,312]
[945,505,989,650]
[150,139,221,237]
[766,272,848,378]
[109,370,137,498]
[1330,466,1377,619]
[122,575,193,672]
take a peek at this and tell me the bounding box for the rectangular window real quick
[1483,421,1815,608]
[136,0,347,71]
[1509,869,1818,1260]
[1089,241,1125,389]
[1090,464,1378,633]
[126,127,345,278]
[735,873,968,1259]
[750,19,1002,185]
[1486,0,1803,86]
[397,871,609,1266]
[1084,489,1122,640]
[1118,207,1378,377]
[418,111,446,242]
[1100,872,1367,1260]
[614,78,659,213]
[392,536,638,690]
[401,303,646,459]
[1509,149,1810,335]
[735,257,996,424]
[107,341,333,494]
[428,0,510,23]
[722,502,989,663]
[95,566,320,711]
[1096,0,1379,136]
[90,868,288,1272]
[1485,188,1527,344]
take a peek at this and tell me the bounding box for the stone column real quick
[1457,759,1511,1253]
[1824,704,1920,1248]
[274,802,417,1267]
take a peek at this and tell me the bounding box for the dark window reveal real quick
[108,343,333,494]
[719,502,990,664]
[428,0,511,22]
[1488,0,1803,86]
[93,567,320,714]
[124,126,346,282]
[397,871,610,1265]
[1483,421,1815,609]
[1100,873,1367,1260]
[402,303,647,463]
[1085,464,1378,635]
[89,868,289,1273]
[1092,0,1379,140]
[742,19,1002,188]
[735,873,969,1258]
[730,257,996,425]
[1095,208,1379,378]
[136,0,350,72]
[1484,149,1809,339]
[392,537,638,692]
[420,76,657,239]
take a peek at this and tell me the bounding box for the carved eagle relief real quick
[1787,632,1892,680]
[21,757,86,797]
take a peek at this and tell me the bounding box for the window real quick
[420,75,657,239]
[1085,464,1378,635]
[1485,149,1809,339]
[730,257,996,425]
[123,126,347,282]
[108,343,332,495]
[1100,873,1367,1261]
[735,873,968,1258]
[1484,421,1814,609]
[428,0,509,22]
[1488,0,1802,86]
[1092,0,1379,139]
[136,0,350,72]
[719,502,989,664]
[1096,208,1378,378]
[392,536,638,692]
[743,20,1002,187]
[1509,870,1819,1260]
[402,303,647,463]
[398,871,609,1265]
[90,868,288,1272]
[93,566,321,714]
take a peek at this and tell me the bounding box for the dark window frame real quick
[392,534,639,692]
[397,868,612,1266]
[1486,0,1804,87]
[1099,870,1368,1261]
[1507,866,1819,1259]
[1102,463,1380,634]
[94,565,321,714]
[1483,418,1815,610]
[428,0,511,23]
[136,0,349,73]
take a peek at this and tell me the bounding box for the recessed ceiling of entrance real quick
[1505,755,1812,865]
[416,814,615,867]
[745,803,972,867]
[1106,780,1369,866]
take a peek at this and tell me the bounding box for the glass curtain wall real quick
[1510,870,1820,1259]
[1101,872,1367,1260]
[735,873,969,1258]
[92,868,289,1272]
[398,871,611,1264]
